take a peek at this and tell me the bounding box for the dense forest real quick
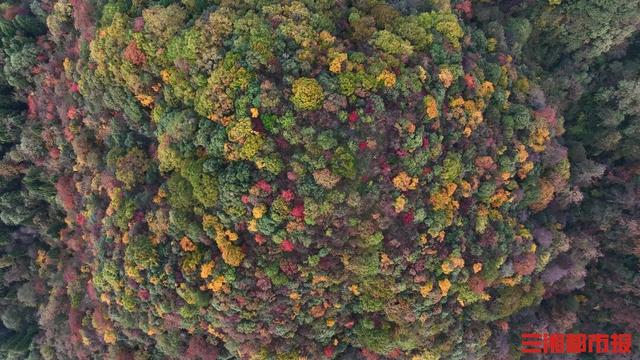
[0,0,638,358]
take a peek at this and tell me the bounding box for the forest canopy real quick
[0,0,639,359]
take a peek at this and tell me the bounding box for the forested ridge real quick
[0,0,638,359]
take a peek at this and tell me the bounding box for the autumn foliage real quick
[1,0,639,359]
